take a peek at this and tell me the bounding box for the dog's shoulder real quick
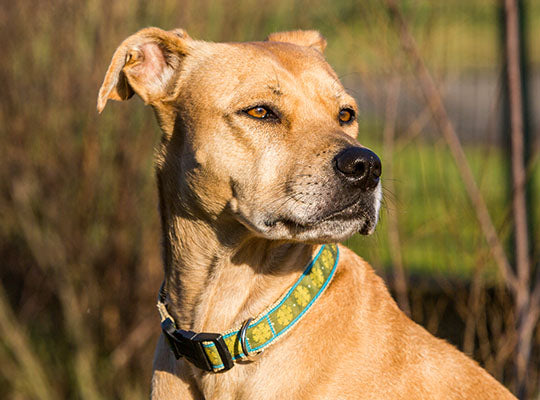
[321,245,515,398]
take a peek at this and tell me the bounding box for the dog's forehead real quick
[185,41,346,102]
[244,41,337,77]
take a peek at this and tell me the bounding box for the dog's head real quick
[98,28,382,243]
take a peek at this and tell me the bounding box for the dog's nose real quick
[333,147,381,190]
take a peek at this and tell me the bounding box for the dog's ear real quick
[97,27,191,113]
[266,30,326,54]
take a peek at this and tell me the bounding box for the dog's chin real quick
[238,202,380,243]
[234,184,382,243]
[260,216,377,243]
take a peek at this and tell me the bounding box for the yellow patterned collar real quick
[157,244,339,372]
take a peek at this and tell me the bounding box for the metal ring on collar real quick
[239,317,262,362]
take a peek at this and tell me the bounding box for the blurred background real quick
[0,0,538,398]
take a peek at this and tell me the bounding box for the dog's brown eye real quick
[243,105,279,122]
[246,107,269,119]
[338,108,355,124]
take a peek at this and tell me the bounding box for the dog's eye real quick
[245,106,277,120]
[247,107,268,119]
[338,108,355,124]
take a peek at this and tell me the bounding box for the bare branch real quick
[503,0,533,395]
[382,75,411,316]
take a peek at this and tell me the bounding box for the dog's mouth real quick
[266,199,370,231]
[267,214,373,236]
[244,183,382,242]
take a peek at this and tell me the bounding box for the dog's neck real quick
[157,175,315,333]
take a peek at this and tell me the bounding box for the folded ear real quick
[266,30,326,54]
[97,27,191,113]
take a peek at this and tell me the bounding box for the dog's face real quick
[98,28,381,243]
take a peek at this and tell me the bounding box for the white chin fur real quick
[368,183,382,234]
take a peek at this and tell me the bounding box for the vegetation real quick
[0,0,538,398]
[348,142,539,278]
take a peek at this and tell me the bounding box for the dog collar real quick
[157,243,339,373]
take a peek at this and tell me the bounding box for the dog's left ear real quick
[266,30,326,54]
[97,27,191,113]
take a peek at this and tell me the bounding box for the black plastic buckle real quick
[161,318,234,372]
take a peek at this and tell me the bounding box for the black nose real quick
[333,146,381,190]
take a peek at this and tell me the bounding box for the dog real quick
[98,28,515,399]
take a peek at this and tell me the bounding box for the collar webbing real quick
[157,243,339,372]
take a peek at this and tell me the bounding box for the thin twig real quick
[463,255,486,356]
[382,75,411,316]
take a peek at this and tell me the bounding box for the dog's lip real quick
[267,196,367,230]
[358,218,373,235]
[236,183,381,239]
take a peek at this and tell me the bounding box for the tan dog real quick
[98,28,515,399]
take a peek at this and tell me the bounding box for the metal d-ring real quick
[239,317,263,362]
